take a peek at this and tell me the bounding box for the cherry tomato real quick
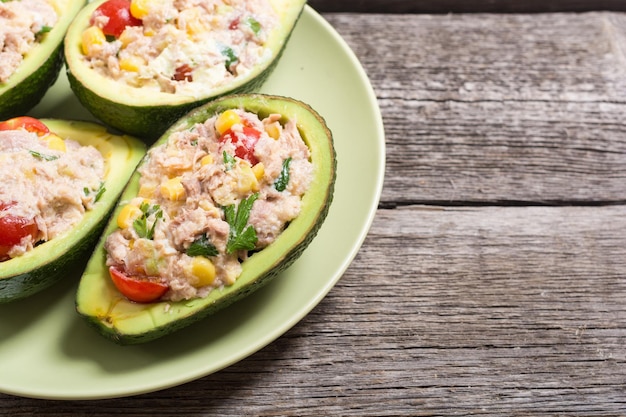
[172,64,193,82]
[0,116,49,136]
[0,202,39,260]
[90,0,142,38]
[109,266,169,303]
[219,126,261,165]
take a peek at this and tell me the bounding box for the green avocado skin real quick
[0,217,107,303]
[76,94,337,345]
[0,42,63,120]
[65,2,304,143]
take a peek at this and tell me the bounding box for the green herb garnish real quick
[224,193,258,253]
[94,182,106,202]
[29,150,58,161]
[133,202,163,240]
[36,25,52,39]
[246,16,261,35]
[223,151,235,170]
[220,45,238,71]
[274,157,292,192]
[187,235,219,257]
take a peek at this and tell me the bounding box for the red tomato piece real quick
[109,266,169,303]
[172,64,193,82]
[0,202,39,260]
[0,116,49,136]
[90,0,142,38]
[219,126,261,165]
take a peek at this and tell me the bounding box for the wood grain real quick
[4,9,626,416]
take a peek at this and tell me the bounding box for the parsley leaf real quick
[220,45,238,72]
[225,193,258,253]
[29,150,58,161]
[133,202,163,240]
[85,182,106,202]
[274,157,292,192]
[187,235,219,257]
[246,16,261,35]
[223,151,236,170]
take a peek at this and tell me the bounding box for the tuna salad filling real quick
[105,108,313,302]
[0,0,58,83]
[0,117,106,261]
[82,0,278,96]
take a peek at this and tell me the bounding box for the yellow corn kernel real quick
[200,154,213,166]
[119,56,145,72]
[252,162,264,181]
[215,110,241,135]
[43,134,66,152]
[138,183,156,198]
[81,26,106,55]
[130,0,150,19]
[117,204,142,229]
[118,29,134,48]
[178,8,208,36]
[160,177,186,201]
[264,122,281,140]
[189,256,216,287]
[236,162,259,193]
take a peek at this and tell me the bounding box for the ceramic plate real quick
[0,6,385,399]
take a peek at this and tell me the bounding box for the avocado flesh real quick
[76,94,336,344]
[0,120,146,303]
[64,0,306,142]
[0,0,86,119]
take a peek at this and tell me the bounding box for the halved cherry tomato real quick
[0,116,49,136]
[109,266,169,303]
[219,126,261,165]
[90,0,142,38]
[0,202,39,261]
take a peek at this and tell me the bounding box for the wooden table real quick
[4,1,626,415]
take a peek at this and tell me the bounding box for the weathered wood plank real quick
[309,0,626,14]
[3,205,626,415]
[322,12,626,205]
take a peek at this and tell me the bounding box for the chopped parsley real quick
[220,45,238,72]
[84,182,106,202]
[133,202,163,240]
[274,157,292,192]
[246,16,261,35]
[29,150,58,161]
[223,151,235,170]
[187,235,219,257]
[36,26,52,39]
[224,193,258,253]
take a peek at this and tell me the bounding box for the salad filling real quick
[0,117,106,260]
[105,108,313,302]
[81,0,279,96]
[0,0,58,83]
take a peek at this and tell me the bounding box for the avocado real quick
[0,0,86,119]
[63,0,306,142]
[75,94,336,344]
[0,119,146,303]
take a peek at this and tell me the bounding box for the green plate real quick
[0,6,385,399]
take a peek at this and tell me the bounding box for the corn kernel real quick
[81,26,106,55]
[119,56,145,72]
[117,204,142,229]
[118,29,134,48]
[215,110,241,135]
[200,154,213,166]
[252,162,264,181]
[130,0,150,19]
[189,256,216,287]
[236,162,259,193]
[264,122,281,139]
[43,133,66,152]
[160,177,186,201]
[179,8,209,36]
[138,183,156,198]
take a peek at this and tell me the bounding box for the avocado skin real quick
[0,216,107,303]
[0,44,63,120]
[65,1,305,143]
[0,119,146,303]
[76,94,336,344]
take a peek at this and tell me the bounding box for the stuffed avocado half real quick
[0,0,86,119]
[64,0,306,142]
[0,118,146,303]
[76,94,336,344]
